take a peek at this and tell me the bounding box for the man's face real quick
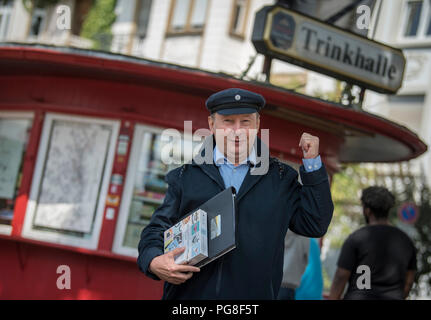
[208,112,260,164]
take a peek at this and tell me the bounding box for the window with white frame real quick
[229,0,249,38]
[136,0,152,39]
[28,7,47,38]
[113,124,203,257]
[0,112,33,235]
[167,0,208,35]
[22,114,119,249]
[130,0,153,55]
[0,0,13,41]
[400,0,431,41]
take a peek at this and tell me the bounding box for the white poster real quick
[33,121,111,233]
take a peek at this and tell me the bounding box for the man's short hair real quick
[360,186,395,219]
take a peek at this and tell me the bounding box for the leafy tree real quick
[80,0,117,51]
[312,80,343,104]
[326,164,372,248]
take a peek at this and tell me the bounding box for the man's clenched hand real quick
[299,132,320,159]
[149,247,200,285]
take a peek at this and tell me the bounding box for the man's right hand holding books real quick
[149,247,201,285]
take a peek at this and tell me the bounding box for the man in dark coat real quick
[137,88,334,299]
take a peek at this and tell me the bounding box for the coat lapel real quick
[192,135,225,190]
[236,136,272,202]
[199,164,226,190]
[235,170,265,202]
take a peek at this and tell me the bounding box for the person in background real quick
[278,230,310,300]
[329,186,417,300]
[295,237,324,300]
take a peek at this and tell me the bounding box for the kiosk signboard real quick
[252,5,406,94]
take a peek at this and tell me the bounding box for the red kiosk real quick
[0,44,426,299]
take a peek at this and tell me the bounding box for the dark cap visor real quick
[215,107,257,115]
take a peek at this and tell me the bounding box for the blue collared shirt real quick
[213,147,322,192]
[214,146,256,194]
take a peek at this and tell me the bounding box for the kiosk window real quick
[0,116,32,233]
[113,125,203,256]
[22,114,119,249]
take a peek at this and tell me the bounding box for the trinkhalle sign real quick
[252,5,406,94]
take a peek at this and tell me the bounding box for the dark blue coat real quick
[137,137,333,299]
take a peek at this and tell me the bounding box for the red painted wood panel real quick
[0,238,163,299]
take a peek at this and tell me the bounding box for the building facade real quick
[364,0,431,187]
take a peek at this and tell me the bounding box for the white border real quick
[112,124,166,257]
[0,111,34,236]
[22,113,120,250]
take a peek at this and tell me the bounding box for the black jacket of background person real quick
[137,136,334,299]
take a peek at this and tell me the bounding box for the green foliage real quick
[322,267,332,293]
[312,80,343,103]
[80,0,117,51]
[22,0,60,11]
[326,164,372,248]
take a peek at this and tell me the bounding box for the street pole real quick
[358,87,366,109]
[262,56,272,83]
